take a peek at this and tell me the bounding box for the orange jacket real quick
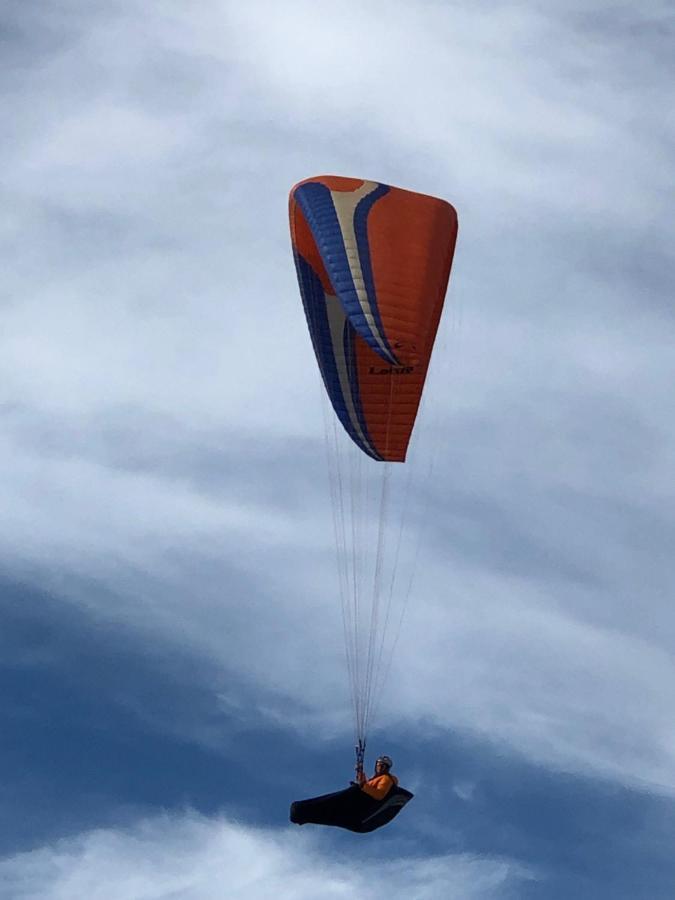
[360,773,398,800]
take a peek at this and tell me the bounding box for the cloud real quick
[1,0,674,822]
[0,812,534,900]
[395,564,675,790]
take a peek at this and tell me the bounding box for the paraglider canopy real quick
[289,175,458,463]
[289,174,458,753]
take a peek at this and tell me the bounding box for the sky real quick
[1,0,674,897]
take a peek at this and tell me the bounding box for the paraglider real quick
[288,175,458,830]
[357,755,397,798]
[290,755,413,833]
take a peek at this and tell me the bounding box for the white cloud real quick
[0,813,533,900]
[221,0,673,225]
[394,563,675,792]
[1,0,674,810]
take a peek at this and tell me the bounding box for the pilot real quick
[356,755,398,800]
